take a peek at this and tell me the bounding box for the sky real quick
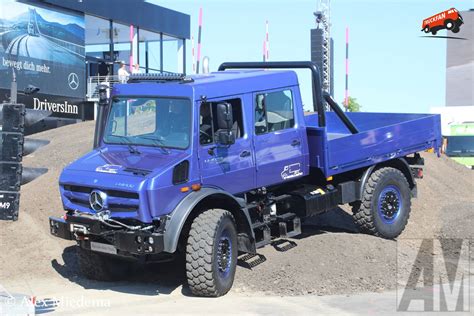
[149,0,472,113]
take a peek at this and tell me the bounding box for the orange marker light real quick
[180,186,190,193]
[191,184,202,191]
[326,176,333,181]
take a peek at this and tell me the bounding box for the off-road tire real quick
[352,167,411,239]
[77,246,131,281]
[186,209,238,297]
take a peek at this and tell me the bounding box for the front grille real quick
[62,185,139,213]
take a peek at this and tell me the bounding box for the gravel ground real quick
[0,121,472,297]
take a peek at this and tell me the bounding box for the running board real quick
[253,216,302,249]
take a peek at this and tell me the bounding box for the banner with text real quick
[0,0,85,116]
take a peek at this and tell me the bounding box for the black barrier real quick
[0,103,51,220]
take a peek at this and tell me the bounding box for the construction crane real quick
[313,0,331,95]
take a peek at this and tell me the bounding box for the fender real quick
[359,158,417,199]
[162,187,254,253]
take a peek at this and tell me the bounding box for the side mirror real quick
[97,84,109,106]
[216,102,233,130]
[216,102,235,145]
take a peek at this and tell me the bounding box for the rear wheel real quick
[352,167,411,239]
[431,29,437,35]
[445,20,454,30]
[76,246,131,281]
[186,209,238,297]
[452,26,460,33]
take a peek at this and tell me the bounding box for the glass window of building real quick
[139,28,161,73]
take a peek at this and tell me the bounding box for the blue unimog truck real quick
[49,62,441,297]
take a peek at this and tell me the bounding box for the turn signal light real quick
[180,186,190,193]
[191,184,201,191]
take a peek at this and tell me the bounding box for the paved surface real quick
[1,277,473,315]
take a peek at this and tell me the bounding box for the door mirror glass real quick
[216,102,233,130]
[215,102,235,145]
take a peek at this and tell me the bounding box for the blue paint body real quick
[58,70,442,224]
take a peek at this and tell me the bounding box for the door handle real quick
[240,150,251,158]
[291,139,301,146]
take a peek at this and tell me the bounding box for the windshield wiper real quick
[112,135,141,155]
[140,135,170,154]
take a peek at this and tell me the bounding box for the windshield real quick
[104,97,192,149]
[446,136,474,156]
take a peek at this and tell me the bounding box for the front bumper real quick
[49,215,164,255]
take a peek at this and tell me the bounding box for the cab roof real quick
[113,70,299,101]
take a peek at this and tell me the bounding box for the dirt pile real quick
[0,121,472,296]
[0,121,94,282]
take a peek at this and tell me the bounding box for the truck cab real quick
[49,62,441,297]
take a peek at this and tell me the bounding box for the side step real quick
[254,226,271,249]
[278,217,301,238]
[253,215,302,249]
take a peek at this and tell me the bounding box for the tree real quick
[342,96,362,112]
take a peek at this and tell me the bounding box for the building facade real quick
[0,0,190,123]
[446,9,473,107]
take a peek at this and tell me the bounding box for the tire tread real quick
[352,167,411,238]
[186,209,235,297]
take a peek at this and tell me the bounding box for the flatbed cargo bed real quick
[305,112,442,176]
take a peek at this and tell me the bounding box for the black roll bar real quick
[323,93,359,134]
[218,61,359,134]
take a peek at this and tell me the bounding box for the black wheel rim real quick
[377,185,402,224]
[216,229,232,278]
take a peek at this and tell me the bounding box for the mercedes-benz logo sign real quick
[68,72,79,90]
[89,190,108,212]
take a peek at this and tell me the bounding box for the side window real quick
[255,89,294,135]
[199,98,245,145]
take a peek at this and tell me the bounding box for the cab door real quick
[253,88,304,187]
[198,95,256,194]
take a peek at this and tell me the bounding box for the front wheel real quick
[352,167,412,239]
[186,209,238,297]
[423,26,430,33]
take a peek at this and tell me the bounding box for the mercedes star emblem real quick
[89,190,107,212]
[68,72,79,90]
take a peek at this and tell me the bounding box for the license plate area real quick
[90,241,117,255]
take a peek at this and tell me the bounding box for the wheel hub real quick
[378,185,402,224]
[217,236,231,274]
